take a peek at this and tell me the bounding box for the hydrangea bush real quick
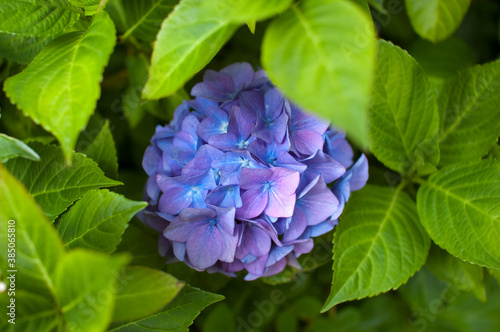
[141,63,368,279]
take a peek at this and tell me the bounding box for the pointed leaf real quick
[4,11,116,160]
[4,142,121,221]
[437,60,500,166]
[417,160,500,269]
[112,266,184,322]
[109,285,224,332]
[323,185,430,311]
[369,40,439,175]
[56,189,147,253]
[80,120,119,179]
[262,0,376,147]
[0,133,40,163]
[405,0,471,42]
[106,0,177,41]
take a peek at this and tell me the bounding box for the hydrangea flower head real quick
[141,62,368,279]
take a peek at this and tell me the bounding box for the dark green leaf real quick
[80,120,119,179]
[106,0,177,42]
[426,245,486,301]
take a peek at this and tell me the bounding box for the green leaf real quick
[53,249,129,332]
[0,164,64,300]
[106,0,177,42]
[113,266,184,322]
[0,1,79,37]
[4,142,121,221]
[109,285,224,332]
[4,11,116,161]
[143,0,293,99]
[0,33,55,64]
[56,189,147,253]
[0,133,40,163]
[262,0,376,148]
[417,160,500,269]
[369,40,439,175]
[322,185,430,311]
[0,0,79,64]
[426,245,486,301]
[405,0,471,42]
[80,120,119,179]
[437,60,500,166]
[70,0,107,15]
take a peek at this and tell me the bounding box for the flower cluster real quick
[140,62,368,280]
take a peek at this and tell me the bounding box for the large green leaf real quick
[369,40,439,175]
[106,0,177,42]
[405,0,471,42]
[109,285,224,332]
[57,189,147,253]
[143,0,293,99]
[53,249,129,332]
[0,0,79,37]
[322,185,430,311]
[112,266,184,322]
[0,164,64,300]
[437,60,500,166]
[426,245,486,301]
[0,0,79,64]
[79,120,119,179]
[4,142,121,221]
[262,0,376,147]
[417,160,500,269]
[0,133,40,163]
[4,11,116,160]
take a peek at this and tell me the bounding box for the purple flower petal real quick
[186,224,223,269]
[197,106,229,142]
[205,185,243,208]
[237,187,268,219]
